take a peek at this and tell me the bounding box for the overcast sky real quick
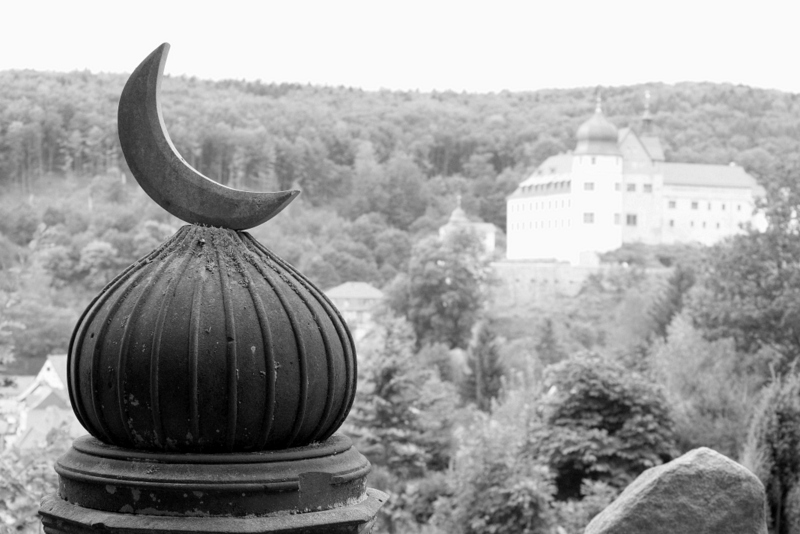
[0,0,795,94]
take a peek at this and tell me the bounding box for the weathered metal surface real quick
[68,226,357,452]
[54,434,370,517]
[118,43,299,230]
[42,42,384,534]
[40,489,387,533]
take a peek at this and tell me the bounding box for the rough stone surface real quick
[584,447,767,534]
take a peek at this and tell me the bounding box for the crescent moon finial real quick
[118,43,299,230]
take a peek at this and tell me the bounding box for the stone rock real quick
[584,447,767,534]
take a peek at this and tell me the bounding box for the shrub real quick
[528,354,677,499]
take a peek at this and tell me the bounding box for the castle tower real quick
[569,98,624,264]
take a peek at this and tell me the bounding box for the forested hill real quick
[2,70,800,227]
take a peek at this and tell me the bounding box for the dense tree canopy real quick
[690,158,800,372]
[2,70,800,223]
[6,69,800,533]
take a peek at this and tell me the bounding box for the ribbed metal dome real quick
[574,109,620,156]
[68,225,356,453]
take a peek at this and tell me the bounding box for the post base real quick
[39,434,387,533]
[40,488,387,533]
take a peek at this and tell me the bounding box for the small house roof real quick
[47,355,69,389]
[0,375,35,398]
[325,281,385,300]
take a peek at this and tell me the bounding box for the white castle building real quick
[506,101,761,265]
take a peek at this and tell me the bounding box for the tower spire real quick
[642,89,653,133]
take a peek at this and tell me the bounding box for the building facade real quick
[324,281,384,340]
[506,103,761,265]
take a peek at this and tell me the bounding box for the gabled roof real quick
[520,154,573,184]
[640,136,665,161]
[48,355,68,389]
[663,163,758,189]
[509,154,574,199]
[618,128,664,163]
[30,389,69,411]
[325,282,384,300]
[17,354,69,402]
[0,376,35,398]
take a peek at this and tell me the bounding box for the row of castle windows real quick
[510,220,573,230]
[513,214,734,230]
[668,200,743,211]
[585,182,653,193]
[511,214,636,227]
[583,213,638,225]
[510,199,571,211]
[518,181,656,195]
[514,196,747,213]
[519,181,570,193]
[669,220,730,230]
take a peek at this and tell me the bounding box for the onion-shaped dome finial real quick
[574,100,621,156]
[68,226,356,452]
[67,43,358,454]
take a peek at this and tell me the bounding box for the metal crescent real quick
[118,43,299,230]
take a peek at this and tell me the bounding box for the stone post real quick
[39,43,386,534]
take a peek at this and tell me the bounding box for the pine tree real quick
[460,320,505,411]
[534,318,566,367]
[649,264,696,340]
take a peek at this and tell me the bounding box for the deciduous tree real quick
[389,228,490,349]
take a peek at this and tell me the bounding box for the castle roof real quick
[574,108,621,156]
[640,136,665,161]
[663,163,758,189]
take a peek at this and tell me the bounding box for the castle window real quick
[669,220,675,227]
[591,157,596,165]
[691,221,695,227]
[627,184,636,192]
[722,203,726,211]
[626,214,638,226]
[691,202,698,210]
[644,184,653,193]
[708,203,712,210]
[614,213,621,225]
[737,204,742,211]
[702,221,707,228]
[615,183,621,191]
[583,213,594,224]
[668,200,676,209]
[584,182,595,191]
[716,222,721,229]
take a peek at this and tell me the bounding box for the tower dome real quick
[574,102,620,156]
